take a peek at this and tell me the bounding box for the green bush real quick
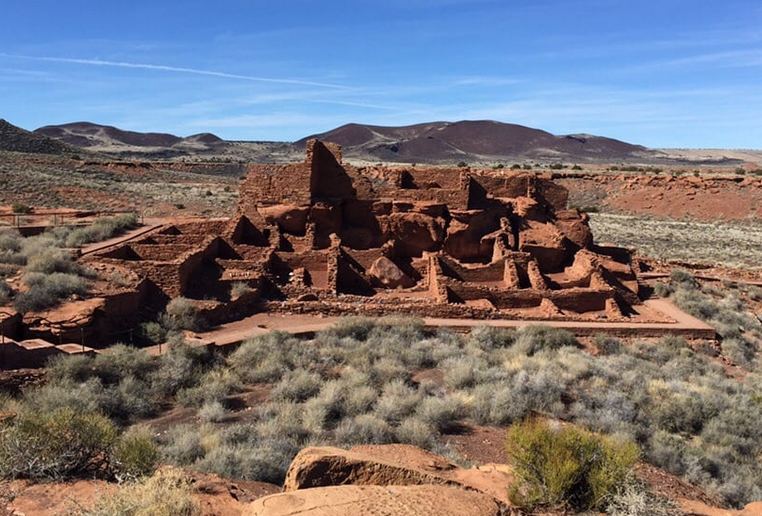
[112,427,160,481]
[11,203,32,214]
[0,408,118,480]
[505,419,639,512]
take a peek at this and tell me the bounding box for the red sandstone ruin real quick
[78,139,642,331]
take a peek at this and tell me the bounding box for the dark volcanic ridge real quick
[0,119,74,155]
[35,121,225,151]
[296,120,651,163]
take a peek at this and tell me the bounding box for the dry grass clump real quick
[76,467,199,516]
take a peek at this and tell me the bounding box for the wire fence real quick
[0,209,141,229]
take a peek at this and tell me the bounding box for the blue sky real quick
[1,0,761,147]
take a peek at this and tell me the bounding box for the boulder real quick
[444,210,501,262]
[244,484,501,516]
[368,256,415,289]
[381,213,444,256]
[259,205,309,235]
[282,444,512,506]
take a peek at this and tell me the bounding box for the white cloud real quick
[0,53,350,89]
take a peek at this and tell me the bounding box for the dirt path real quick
[78,218,168,256]
[144,299,715,355]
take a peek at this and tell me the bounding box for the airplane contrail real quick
[0,53,350,90]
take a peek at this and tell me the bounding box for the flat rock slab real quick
[244,484,502,516]
[283,444,513,506]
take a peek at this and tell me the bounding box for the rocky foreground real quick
[4,444,761,515]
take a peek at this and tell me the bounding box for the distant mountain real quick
[34,122,226,156]
[26,118,717,164]
[297,120,650,163]
[0,119,73,154]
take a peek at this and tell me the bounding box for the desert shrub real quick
[79,467,199,516]
[374,379,422,424]
[13,272,88,312]
[669,269,697,288]
[111,427,160,481]
[415,395,464,433]
[270,369,321,402]
[177,369,240,407]
[594,334,622,355]
[395,417,437,448]
[343,385,378,416]
[368,356,408,385]
[24,247,80,274]
[140,321,167,344]
[650,387,713,434]
[198,437,298,484]
[0,229,22,257]
[227,332,294,383]
[92,344,156,384]
[150,340,211,396]
[505,419,639,512]
[109,376,159,420]
[161,425,205,465]
[334,414,394,445]
[47,353,94,382]
[254,402,310,442]
[326,316,378,340]
[512,326,578,355]
[62,213,138,247]
[653,282,673,297]
[230,281,254,298]
[161,297,205,332]
[466,325,516,350]
[442,356,483,389]
[0,408,118,480]
[605,476,680,516]
[198,401,228,422]
[0,279,10,304]
[647,430,688,475]
[720,338,756,367]
[23,378,109,414]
